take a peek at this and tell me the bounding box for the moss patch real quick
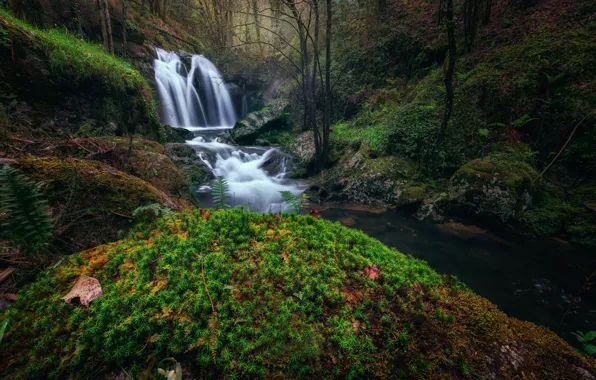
[13,156,179,253]
[2,210,595,378]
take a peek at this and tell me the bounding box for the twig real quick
[111,211,134,219]
[533,114,590,184]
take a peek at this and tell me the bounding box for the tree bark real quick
[121,0,127,58]
[483,0,492,25]
[438,0,456,144]
[71,0,83,37]
[323,0,332,165]
[97,0,109,52]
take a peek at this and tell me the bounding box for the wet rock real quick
[307,150,416,207]
[231,100,289,145]
[416,153,537,226]
[286,131,316,166]
[259,150,293,176]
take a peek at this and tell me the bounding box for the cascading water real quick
[154,49,302,211]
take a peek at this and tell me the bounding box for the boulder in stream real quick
[416,152,537,225]
[231,100,289,145]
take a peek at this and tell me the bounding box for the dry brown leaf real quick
[62,275,103,307]
[351,318,361,334]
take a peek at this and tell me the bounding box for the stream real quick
[154,49,595,346]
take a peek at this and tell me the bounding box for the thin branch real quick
[533,114,590,184]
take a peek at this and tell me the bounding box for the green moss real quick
[0,10,158,135]
[14,156,178,253]
[2,210,594,378]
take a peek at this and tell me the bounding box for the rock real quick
[164,143,197,160]
[286,131,316,166]
[396,184,427,208]
[258,150,294,176]
[231,100,289,145]
[416,153,537,226]
[307,150,416,207]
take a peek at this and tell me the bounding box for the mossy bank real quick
[2,210,594,378]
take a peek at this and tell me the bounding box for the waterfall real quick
[153,49,303,211]
[154,48,236,128]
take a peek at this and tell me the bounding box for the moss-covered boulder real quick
[164,143,214,191]
[418,153,537,226]
[0,11,159,139]
[2,210,594,378]
[12,156,181,253]
[307,150,416,206]
[231,100,289,145]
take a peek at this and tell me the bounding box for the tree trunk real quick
[71,0,83,37]
[438,0,456,144]
[323,0,332,165]
[311,0,322,164]
[97,0,109,52]
[483,0,492,25]
[99,0,114,54]
[121,0,127,58]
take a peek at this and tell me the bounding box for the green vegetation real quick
[573,331,596,356]
[211,176,231,209]
[0,166,54,260]
[0,9,158,137]
[2,209,594,378]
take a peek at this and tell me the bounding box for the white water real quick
[154,50,302,211]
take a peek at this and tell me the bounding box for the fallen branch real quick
[533,114,590,184]
[111,211,134,219]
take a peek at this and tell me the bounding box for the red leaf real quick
[363,264,381,280]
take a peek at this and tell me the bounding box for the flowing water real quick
[154,49,594,346]
[154,49,303,211]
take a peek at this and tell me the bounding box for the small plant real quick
[280,191,307,213]
[132,203,175,222]
[0,320,7,346]
[211,176,231,209]
[572,331,596,356]
[0,166,54,258]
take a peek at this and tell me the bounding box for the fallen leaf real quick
[351,318,361,334]
[309,209,319,218]
[363,264,381,280]
[412,280,423,294]
[62,275,103,307]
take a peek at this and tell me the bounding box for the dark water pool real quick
[319,207,596,346]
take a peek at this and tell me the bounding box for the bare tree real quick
[438,0,456,144]
[121,0,128,58]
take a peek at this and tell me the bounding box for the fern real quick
[280,191,306,213]
[132,203,175,221]
[0,166,54,255]
[211,176,231,209]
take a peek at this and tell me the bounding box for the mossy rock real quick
[2,210,595,378]
[396,184,427,208]
[231,101,289,145]
[307,150,416,206]
[0,11,159,138]
[13,156,180,253]
[444,152,538,224]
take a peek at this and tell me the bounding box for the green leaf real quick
[478,128,489,138]
[584,344,596,356]
[584,331,596,342]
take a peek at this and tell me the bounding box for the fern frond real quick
[0,165,54,256]
[211,176,231,209]
[280,191,305,213]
